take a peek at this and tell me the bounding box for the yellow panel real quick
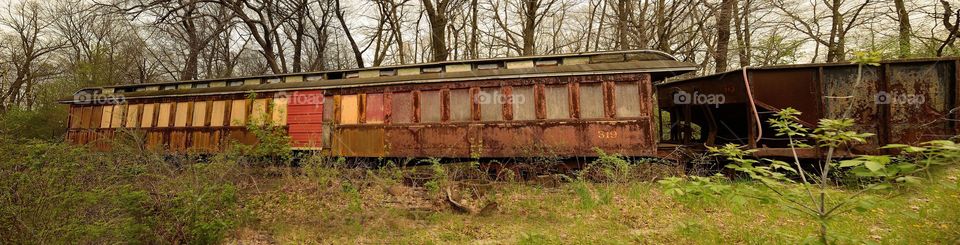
[110,104,125,128]
[272,98,288,125]
[398,67,421,76]
[230,100,247,126]
[445,64,471,72]
[192,101,207,127]
[210,81,226,87]
[157,103,172,127]
[284,76,303,83]
[140,103,155,128]
[177,84,192,90]
[100,105,113,128]
[563,57,589,65]
[250,99,269,125]
[125,104,140,128]
[174,102,190,127]
[506,60,534,69]
[243,79,260,86]
[145,86,159,91]
[211,101,227,126]
[340,95,359,124]
[359,70,380,78]
[102,88,115,94]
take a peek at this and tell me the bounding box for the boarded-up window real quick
[110,104,125,128]
[323,95,334,122]
[250,99,268,125]
[365,93,384,124]
[480,87,502,121]
[174,102,190,127]
[272,98,288,125]
[192,102,207,127]
[391,92,413,123]
[229,100,246,126]
[88,106,102,129]
[69,107,82,129]
[101,105,114,128]
[140,104,155,128]
[615,82,641,117]
[80,106,94,129]
[545,85,569,119]
[449,89,471,122]
[125,104,140,128]
[340,95,359,124]
[512,86,535,120]
[420,90,441,123]
[210,101,227,126]
[157,103,172,127]
[579,83,604,119]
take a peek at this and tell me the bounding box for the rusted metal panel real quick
[478,125,540,157]
[333,127,385,156]
[419,126,471,156]
[821,65,882,152]
[384,126,420,156]
[886,62,954,144]
[579,82,605,118]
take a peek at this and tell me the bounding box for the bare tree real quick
[0,1,65,110]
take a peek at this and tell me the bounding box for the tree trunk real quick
[336,0,365,68]
[894,0,911,58]
[714,0,736,72]
[422,0,448,61]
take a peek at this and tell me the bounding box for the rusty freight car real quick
[61,50,697,158]
[657,57,960,157]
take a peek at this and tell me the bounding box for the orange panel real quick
[230,100,246,126]
[110,104,125,128]
[192,101,207,127]
[174,102,189,127]
[125,104,140,128]
[365,93,384,124]
[211,101,227,126]
[140,104,155,128]
[100,105,114,128]
[340,95,359,124]
[157,103,172,127]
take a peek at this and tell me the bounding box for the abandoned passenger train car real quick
[60,50,697,158]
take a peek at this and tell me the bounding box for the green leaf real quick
[839,160,863,168]
[864,161,883,172]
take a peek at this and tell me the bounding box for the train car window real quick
[272,97,288,125]
[615,82,641,117]
[101,105,114,128]
[512,86,536,120]
[174,102,190,127]
[140,103,155,128]
[545,85,570,119]
[229,100,246,126]
[449,89,471,122]
[192,83,209,89]
[391,92,413,123]
[125,104,140,128]
[340,95,359,124]
[192,101,207,127]
[210,101,227,126]
[480,87,502,121]
[420,90,441,123]
[251,99,269,125]
[579,83,604,119]
[157,103,172,127]
[227,81,244,87]
[110,104,126,128]
[161,85,177,90]
[365,93,385,124]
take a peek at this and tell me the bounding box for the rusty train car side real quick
[61,50,697,158]
[657,57,960,156]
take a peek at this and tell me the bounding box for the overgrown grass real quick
[234,165,960,244]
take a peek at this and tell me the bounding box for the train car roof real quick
[658,56,960,86]
[61,50,696,104]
